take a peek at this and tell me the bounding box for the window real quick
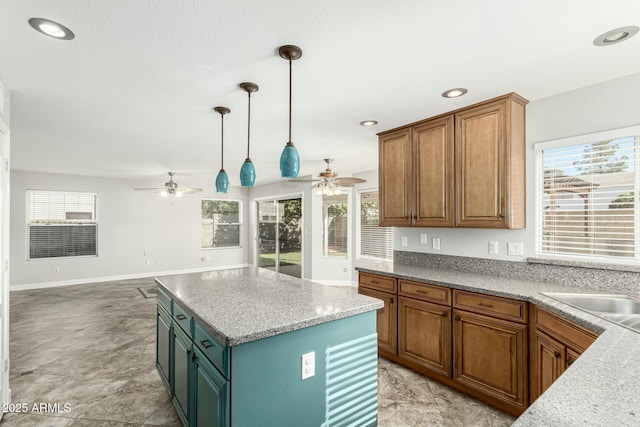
[323,193,348,257]
[358,190,394,261]
[536,127,639,263]
[201,199,241,248]
[27,190,97,259]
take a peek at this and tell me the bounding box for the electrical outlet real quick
[343,267,348,273]
[146,260,151,266]
[54,266,60,273]
[420,233,428,244]
[432,238,441,250]
[144,250,149,256]
[488,241,499,254]
[401,236,408,247]
[508,242,524,256]
[301,351,315,380]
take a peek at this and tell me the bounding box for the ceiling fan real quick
[289,159,367,195]
[134,172,203,197]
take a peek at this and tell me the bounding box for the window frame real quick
[356,188,394,262]
[26,190,99,260]
[535,125,640,265]
[201,198,243,250]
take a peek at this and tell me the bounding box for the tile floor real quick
[2,278,515,426]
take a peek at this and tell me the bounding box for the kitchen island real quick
[155,267,382,427]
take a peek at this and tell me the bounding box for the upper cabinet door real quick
[455,100,508,228]
[379,128,412,226]
[413,116,455,227]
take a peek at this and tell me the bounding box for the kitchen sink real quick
[542,292,640,333]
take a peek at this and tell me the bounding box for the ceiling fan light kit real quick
[279,45,303,179]
[214,106,231,193]
[239,82,258,188]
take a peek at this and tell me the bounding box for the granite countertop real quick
[155,267,383,346]
[356,261,640,427]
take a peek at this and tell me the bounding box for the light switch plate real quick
[420,233,428,244]
[401,236,408,247]
[432,238,441,250]
[301,351,315,380]
[488,241,499,254]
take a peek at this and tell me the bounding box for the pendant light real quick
[239,82,258,187]
[214,106,230,193]
[278,45,303,178]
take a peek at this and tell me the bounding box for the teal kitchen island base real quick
[155,268,382,427]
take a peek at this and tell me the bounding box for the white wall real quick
[394,71,640,261]
[10,171,249,288]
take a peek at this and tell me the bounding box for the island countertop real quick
[356,261,640,427]
[155,267,383,346]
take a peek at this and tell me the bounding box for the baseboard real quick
[311,279,357,287]
[10,263,251,291]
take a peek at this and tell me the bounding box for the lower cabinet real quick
[453,309,527,410]
[530,307,598,402]
[193,347,229,427]
[358,286,397,356]
[156,307,172,390]
[398,296,451,376]
[173,324,191,426]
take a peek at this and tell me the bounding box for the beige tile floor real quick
[2,278,515,426]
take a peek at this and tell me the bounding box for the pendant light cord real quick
[220,113,224,170]
[247,92,251,158]
[288,58,292,143]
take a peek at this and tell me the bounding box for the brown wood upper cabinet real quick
[378,93,528,228]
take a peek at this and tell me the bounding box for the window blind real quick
[536,135,639,262]
[359,191,393,261]
[27,190,97,259]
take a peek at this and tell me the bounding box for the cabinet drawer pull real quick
[200,340,213,349]
[553,351,561,358]
[370,280,379,284]
[455,315,461,321]
[477,302,494,308]
[175,314,187,321]
[416,289,430,295]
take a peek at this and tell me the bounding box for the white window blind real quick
[359,190,393,261]
[27,190,97,259]
[201,199,241,248]
[323,193,348,257]
[536,131,639,262]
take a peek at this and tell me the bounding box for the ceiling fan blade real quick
[134,187,164,191]
[179,187,204,194]
[335,177,367,186]
[288,178,322,183]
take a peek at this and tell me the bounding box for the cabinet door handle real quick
[441,312,448,318]
[455,315,461,321]
[477,302,494,308]
[200,340,213,349]
[567,357,575,366]
[175,314,187,321]
[553,351,561,358]
[192,352,196,361]
[413,215,417,220]
[388,298,394,304]
[499,213,505,219]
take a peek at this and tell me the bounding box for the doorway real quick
[257,197,302,278]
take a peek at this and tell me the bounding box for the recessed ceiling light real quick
[442,88,468,98]
[360,120,378,127]
[593,26,639,46]
[28,18,75,40]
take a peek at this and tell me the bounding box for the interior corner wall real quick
[10,171,249,288]
[393,71,640,261]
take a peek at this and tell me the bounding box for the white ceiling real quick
[2,0,640,188]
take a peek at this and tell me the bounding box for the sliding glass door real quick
[257,197,302,278]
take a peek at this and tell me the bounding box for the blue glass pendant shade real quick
[215,169,229,193]
[240,158,256,187]
[280,142,300,178]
